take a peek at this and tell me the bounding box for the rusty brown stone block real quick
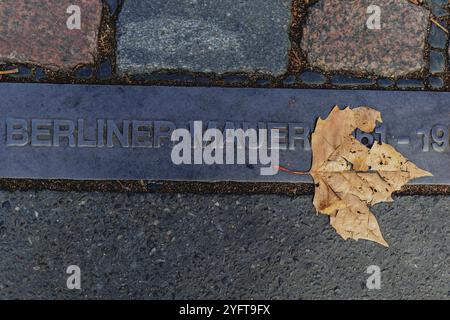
[0,0,102,70]
[301,0,430,78]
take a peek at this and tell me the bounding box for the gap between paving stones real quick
[1,179,450,196]
[0,0,449,91]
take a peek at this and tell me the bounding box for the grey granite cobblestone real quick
[117,0,292,76]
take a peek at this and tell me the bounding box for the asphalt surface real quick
[0,191,448,299]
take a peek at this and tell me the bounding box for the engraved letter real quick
[53,120,75,147]
[6,118,29,147]
[154,121,176,148]
[288,123,311,151]
[77,119,97,148]
[268,123,288,150]
[132,120,153,148]
[31,119,52,147]
[107,120,130,148]
[97,120,105,147]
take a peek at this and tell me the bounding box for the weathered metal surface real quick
[0,83,449,184]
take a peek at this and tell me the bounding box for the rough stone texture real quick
[0,0,102,70]
[0,191,448,299]
[301,0,430,77]
[117,0,292,76]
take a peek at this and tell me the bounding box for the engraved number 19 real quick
[417,125,450,152]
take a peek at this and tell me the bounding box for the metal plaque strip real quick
[0,83,449,184]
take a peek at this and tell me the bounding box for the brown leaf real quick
[310,106,432,247]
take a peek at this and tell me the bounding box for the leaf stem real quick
[274,166,310,175]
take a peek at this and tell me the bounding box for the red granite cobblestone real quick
[0,0,102,70]
[301,0,430,78]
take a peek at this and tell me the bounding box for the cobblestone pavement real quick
[0,0,450,300]
[0,0,449,89]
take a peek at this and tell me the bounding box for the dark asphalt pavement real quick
[0,191,448,299]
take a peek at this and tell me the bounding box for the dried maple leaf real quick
[309,106,432,247]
